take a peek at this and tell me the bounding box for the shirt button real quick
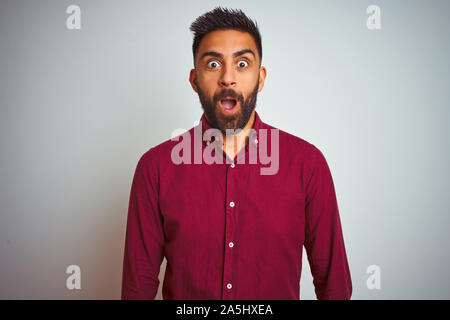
[254,138,258,144]
[230,163,235,168]
[228,242,234,248]
[226,283,232,289]
[229,201,235,207]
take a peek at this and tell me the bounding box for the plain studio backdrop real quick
[0,0,449,299]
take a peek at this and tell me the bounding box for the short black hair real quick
[189,7,262,66]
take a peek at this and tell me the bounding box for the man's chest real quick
[158,163,307,246]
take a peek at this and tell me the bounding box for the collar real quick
[199,111,263,149]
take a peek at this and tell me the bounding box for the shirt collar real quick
[199,111,263,147]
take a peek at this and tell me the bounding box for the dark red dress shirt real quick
[121,111,352,300]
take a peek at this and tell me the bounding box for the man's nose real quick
[219,64,237,88]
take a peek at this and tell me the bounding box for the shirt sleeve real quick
[121,148,165,299]
[303,145,352,300]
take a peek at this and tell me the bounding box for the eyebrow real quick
[199,49,256,61]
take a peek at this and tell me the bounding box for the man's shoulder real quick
[266,123,331,174]
[262,121,322,157]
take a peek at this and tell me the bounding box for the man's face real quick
[190,29,266,134]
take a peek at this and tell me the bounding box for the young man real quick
[121,7,352,300]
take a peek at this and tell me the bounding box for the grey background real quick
[0,0,449,299]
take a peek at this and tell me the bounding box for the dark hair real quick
[189,7,262,66]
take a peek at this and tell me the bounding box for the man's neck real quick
[222,110,255,160]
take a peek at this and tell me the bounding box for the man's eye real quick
[237,60,249,68]
[207,60,220,68]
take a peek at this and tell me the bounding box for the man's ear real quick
[258,66,267,92]
[189,69,198,93]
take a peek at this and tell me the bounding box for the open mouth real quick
[218,97,238,113]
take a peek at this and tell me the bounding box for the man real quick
[121,7,352,300]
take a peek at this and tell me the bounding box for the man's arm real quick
[121,148,165,299]
[303,145,352,300]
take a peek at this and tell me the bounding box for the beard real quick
[194,76,260,135]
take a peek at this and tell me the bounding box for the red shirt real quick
[121,111,352,300]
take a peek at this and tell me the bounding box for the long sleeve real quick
[303,146,352,300]
[121,148,165,299]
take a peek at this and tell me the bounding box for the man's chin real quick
[216,112,242,131]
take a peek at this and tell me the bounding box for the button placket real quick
[222,160,237,299]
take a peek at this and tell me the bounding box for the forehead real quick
[197,29,258,58]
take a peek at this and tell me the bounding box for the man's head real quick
[189,7,267,134]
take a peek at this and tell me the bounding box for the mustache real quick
[214,90,244,104]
